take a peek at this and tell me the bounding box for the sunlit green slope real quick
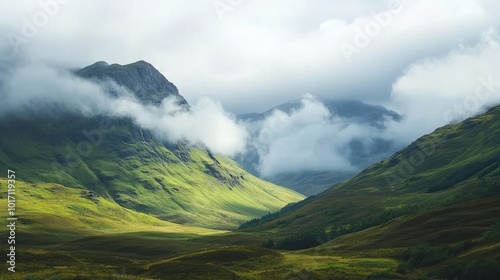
[0,115,303,230]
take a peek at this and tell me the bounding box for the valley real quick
[0,61,499,279]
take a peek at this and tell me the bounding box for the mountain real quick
[239,99,402,126]
[0,61,304,231]
[236,99,402,196]
[76,60,188,107]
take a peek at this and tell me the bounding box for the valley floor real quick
[1,179,499,279]
[1,178,499,279]
[3,196,499,280]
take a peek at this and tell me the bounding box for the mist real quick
[386,28,500,145]
[1,0,499,113]
[243,94,397,177]
[243,30,500,177]
[0,61,248,156]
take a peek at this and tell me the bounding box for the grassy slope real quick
[0,180,223,236]
[301,196,500,277]
[0,115,303,230]
[241,105,500,234]
[0,178,227,278]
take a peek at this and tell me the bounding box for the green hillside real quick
[230,105,500,278]
[241,105,500,235]
[0,60,304,231]
[0,179,224,238]
[0,115,303,230]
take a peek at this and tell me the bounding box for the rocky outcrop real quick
[76,60,189,107]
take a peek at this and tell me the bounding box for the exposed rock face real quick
[76,60,189,107]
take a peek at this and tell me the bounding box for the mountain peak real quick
[93,61,110,67]
[129,60,151,66]
[76,60,188,107]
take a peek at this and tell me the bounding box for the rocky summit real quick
[76,60,189,107]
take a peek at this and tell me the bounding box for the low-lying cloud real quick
[244,95,397,177]
[256,96,355,176]
[111,96,248,156]
[386,28,500,145]
[0,61,248,156]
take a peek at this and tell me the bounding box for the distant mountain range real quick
[236,99,403,196]
[239,99,401,126]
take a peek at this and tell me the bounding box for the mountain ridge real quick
[238,99,402,125]
[76,60,189,107]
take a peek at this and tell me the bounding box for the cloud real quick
[111,96,248,156]
[0,1,499,175]
[247,94,394,176]
[0,61,247,156]
[0,63,110,116]
[1,0,499,113]
[386,28,500,144]
[245,28,500,176]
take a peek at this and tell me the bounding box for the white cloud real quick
[0,62,248,156]
[1,0,499,113]
[111,96,248,156]
[249,27,500,175]
[387,28,500,144]
[250,95,391,176]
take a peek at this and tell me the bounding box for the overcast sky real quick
[1,0,500,176]
[1,0,499,114]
